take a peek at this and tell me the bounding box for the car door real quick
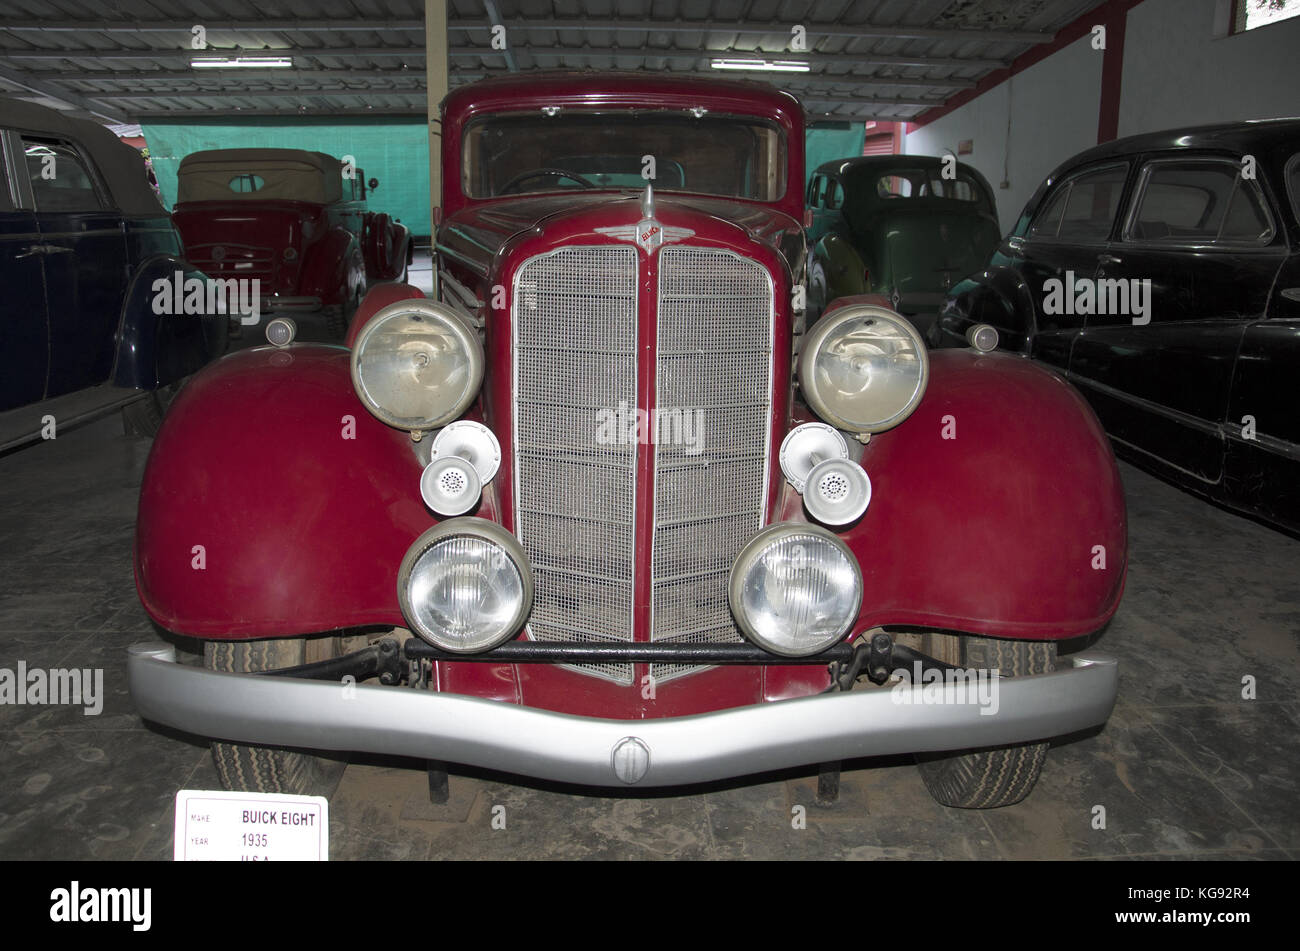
[1223,152,1300,531]
[22,134,129,400]
[1018,162,1132,372]
[0,130,49,411]
[1070,154,1285,484]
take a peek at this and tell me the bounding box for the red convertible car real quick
[171,147,411,336]
[129,73,1125,809]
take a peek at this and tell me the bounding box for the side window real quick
[1057,165,1127,242]
[1127,160,1273,246]
[807,175,825,207]
[826,180,844,210]
[1028,185,1069,238]
[23,138,105,213]
[1029,165,1127,242]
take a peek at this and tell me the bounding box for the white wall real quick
[1120,0,1300,135]
[905,36,1102,233]
[904,0,1300,232]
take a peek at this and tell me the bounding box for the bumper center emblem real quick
[611,736,651,784]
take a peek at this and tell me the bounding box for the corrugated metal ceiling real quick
[0,0,1106,123]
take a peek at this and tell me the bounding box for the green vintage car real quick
[805,156,1001,334]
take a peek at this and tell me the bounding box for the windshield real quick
[462,111,786,201]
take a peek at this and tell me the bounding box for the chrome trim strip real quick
[128,643,1119,788]
[438,267,482,325]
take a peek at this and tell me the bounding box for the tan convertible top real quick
[176,148,345,203]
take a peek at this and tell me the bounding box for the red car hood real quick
[438,191,804,278]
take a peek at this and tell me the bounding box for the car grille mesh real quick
[650,247,773,683]
[512,243,773,687]
[513,246,639,684]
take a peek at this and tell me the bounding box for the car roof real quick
[177,148,340,172]
[0,95,166,217]
[1059,118,1300,169]
[442,70,803,123]
[813,155,952,176]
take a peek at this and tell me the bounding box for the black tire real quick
[121,382,180,437]
[203,638,347,797]
[915,635,1057,809]
[323,303,347,339]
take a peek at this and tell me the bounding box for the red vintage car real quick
[171,147,411,335]
[129,73,1125,809]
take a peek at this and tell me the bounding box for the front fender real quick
[112,254,227,389]
[134,344,433,638]
[824,348,1127,639]
[818,233,869,298]
[299,228,362,305]
[933,267,1036,352]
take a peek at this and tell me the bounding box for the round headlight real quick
[728,524,862,657]
[798,304,928,434]
[397,518,533,653]
[351,300,483,431]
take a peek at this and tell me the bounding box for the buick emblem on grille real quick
[611,736,651,784]
[595,184,694,254]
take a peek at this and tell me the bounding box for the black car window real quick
[1127,160,1273,246]
[826,179,844,209]
[807,174,824,206]
[876,173,913,198]
[1030,164,1127,242]
[23,138,105,213]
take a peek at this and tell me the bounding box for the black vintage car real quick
[0,97,225,451]
[931,119,1300,536]
[805,155,1000,330]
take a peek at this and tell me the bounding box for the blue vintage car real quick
[0,97,226,450]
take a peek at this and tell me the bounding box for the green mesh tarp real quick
[141,117,431,237]
[804,125,867,188]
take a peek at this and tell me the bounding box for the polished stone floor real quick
[1,344,1297,859]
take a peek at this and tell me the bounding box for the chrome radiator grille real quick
[651,247,774,683]
[512,243,774,686]
[513,246,639,684]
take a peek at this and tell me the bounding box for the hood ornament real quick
[596,183,694,255]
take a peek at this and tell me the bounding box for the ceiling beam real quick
[48,68,424,83]
[0,47,991,84]
[0,47,423,61]
[128,107,425,119]
[0,18,1052,44]
[93,88,426,102]
[26,67,951,102]
[0,20,426,33]
[453,19,1052,43]
[0,64,126,120]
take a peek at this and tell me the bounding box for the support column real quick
[425,0,448,297]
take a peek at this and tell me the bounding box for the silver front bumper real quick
[128,643,1118,787]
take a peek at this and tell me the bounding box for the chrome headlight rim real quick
[798,303,929,435]
[728,522,864,658]
[396,517,534,654]
[350,299,484,432]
